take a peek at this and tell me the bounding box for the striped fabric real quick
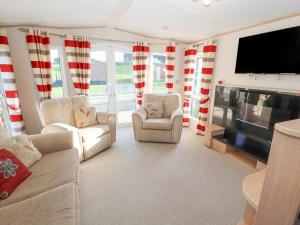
[64,36,91,95]
[132,42,149,107]
[26,29,52,101]
[197,41,217,135]
[182,46,197,127]
[165,42,176,94]
[0,29,25,135]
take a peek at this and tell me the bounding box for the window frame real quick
[150,52,167,94]
[50,46,67,98]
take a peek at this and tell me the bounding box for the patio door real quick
[90,45,135,127]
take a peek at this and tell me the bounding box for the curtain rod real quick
[18,28,177,46]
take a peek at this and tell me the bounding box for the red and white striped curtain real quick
[0,29,25,135]
[183,46,197,127]
[165,42,176,94]
[26,28,52,101]
[65,36,91,95]
[197,41,217,135]
[132,42,149,107]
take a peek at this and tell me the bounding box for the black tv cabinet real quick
[212,85,300,163]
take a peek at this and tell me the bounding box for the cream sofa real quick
[132,93,183,143]
[40,96,116,161]
[0,131,80,225]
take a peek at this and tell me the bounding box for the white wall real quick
[190,15,300,130]
[5,27,186,134]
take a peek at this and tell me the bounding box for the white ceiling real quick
[1,0,300,42]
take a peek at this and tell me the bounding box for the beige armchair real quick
[132,93,183,143]
[40,96,116,161]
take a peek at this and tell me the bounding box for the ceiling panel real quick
[117,0,300,42]
[0,0,119,27]
[1,0,300,42]
[117,0,223,42]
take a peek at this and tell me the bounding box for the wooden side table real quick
[204,124,225,147]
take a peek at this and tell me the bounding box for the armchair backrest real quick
[143,93,181,118]
[40,96,89,126]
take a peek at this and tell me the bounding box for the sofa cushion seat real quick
[143,118,172,130]
[79,124,109,143]
[0,183,79,225]
[0,149,78,208]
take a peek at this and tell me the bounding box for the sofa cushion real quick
[79,124,109,143]
[71,95,89,109]
[143,118,172,130]
[73,107,97,128]
[142,94,181,118]
[163,95,181,118]
[0,134,42,168]
[0,183,79,225]
[0,149,78,208]
[0,150,31,200]
[145,101,163,118]
[41,98,76,126]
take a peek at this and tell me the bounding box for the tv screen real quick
[235,26,300,74]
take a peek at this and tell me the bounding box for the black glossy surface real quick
[212,85,300,162]
[235,26,300,74]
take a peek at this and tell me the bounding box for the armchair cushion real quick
[143,118,172,130]
[144,101,163,118]
[73,107,97,128]
[79,124,109,143]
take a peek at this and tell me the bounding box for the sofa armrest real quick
[132,108,147,122]
[29,131,74,154]
[170,109,183,124]
[96,112,116,125]
[132,108,147,141]
[96,112,116,144]
[170,109,183,143]
[41,123,84,161]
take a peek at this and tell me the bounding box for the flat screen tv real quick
[235,26,300,74]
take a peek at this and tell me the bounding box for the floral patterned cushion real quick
[0,149,31,200]
[0,134,42,168]
[145,101,164,119]
[73,107,97,128]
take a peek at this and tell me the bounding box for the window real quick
[151,54,166,93]
[89,50,109,112]
[190,53,203,118]
[115,51,135,113]
[50,48,65,98]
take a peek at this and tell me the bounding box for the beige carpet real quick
[79,127,250,225]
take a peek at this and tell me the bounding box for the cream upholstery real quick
[132,93,183,143]
[40,96,116,161]
[0,132,80,225]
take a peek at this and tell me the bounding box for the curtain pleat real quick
[183,46,197,127]
[64,36,91,95]
[197,41,217,135]
[132,42,149,107]
[26,28,52,101]
[0,29,25,135]
[165,42,176,94]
